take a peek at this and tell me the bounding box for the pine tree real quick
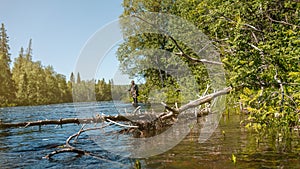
[25,39,32,61]
[76,72,81,84]
[12,47,28,105]
[70,72,75,84]
[12,42,45,106]
[0,23,15,106]
[67,72,75,101]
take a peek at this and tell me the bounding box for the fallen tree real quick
[0,87,232,130]
[0,86,232,159]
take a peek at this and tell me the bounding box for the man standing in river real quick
[129,80,139,107]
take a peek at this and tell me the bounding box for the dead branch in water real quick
[0,87,232,161]
[44,123,122,164]
[0,115,130,129]
[0,87,232,130]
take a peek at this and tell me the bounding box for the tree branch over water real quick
[131,14,223,65]
[0,87,232,130]
[0,115,129,129]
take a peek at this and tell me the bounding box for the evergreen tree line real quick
[0,23,112,107]
[71,72,113,102]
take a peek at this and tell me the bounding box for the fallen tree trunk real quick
[162,87,232,113]
[0,87,232,130]
[0,87,232,161]
[0,115,130,129]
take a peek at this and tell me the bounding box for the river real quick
[0,102,299,168]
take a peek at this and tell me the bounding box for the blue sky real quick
[0,0,123,81]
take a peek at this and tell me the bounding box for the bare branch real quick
[274,70,285,113]
[66,124,112,148]
[248,43,263,52]
[243,23,261,31]
[178,87,232,113]
[106,119,139,128]
[161,102,178,113]
[175,52,223,65]
[282,82,300,86]
[251,31,259,44]
[44,123,126,166]
[160,112,174,120]
[266,15,300,28]
[132,106,141,114]
[160,87,232,114]
[202,84,211,97]
[132,14,223,65]
[218,14,261,32]
[44,148,86,159]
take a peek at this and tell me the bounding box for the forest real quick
[0,24,113,107]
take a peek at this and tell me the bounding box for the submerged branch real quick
[44,148,86,159]
[44,123,122,164]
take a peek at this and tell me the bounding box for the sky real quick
[0,0,124,81]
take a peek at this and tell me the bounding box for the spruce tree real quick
[12,47,28,105]
[70,72,75,83]
[0,23,15,106]
[76,72,81,84]
[25,39,33,61]
[67,72,75,101]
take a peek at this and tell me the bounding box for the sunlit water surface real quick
[0,102,299,168]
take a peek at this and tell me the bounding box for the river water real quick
[0,102,299,168]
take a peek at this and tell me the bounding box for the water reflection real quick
[144,114,300,169]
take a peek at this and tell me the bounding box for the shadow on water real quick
[0,102,300,168]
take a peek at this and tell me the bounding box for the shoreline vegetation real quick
[116,0,299,151]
